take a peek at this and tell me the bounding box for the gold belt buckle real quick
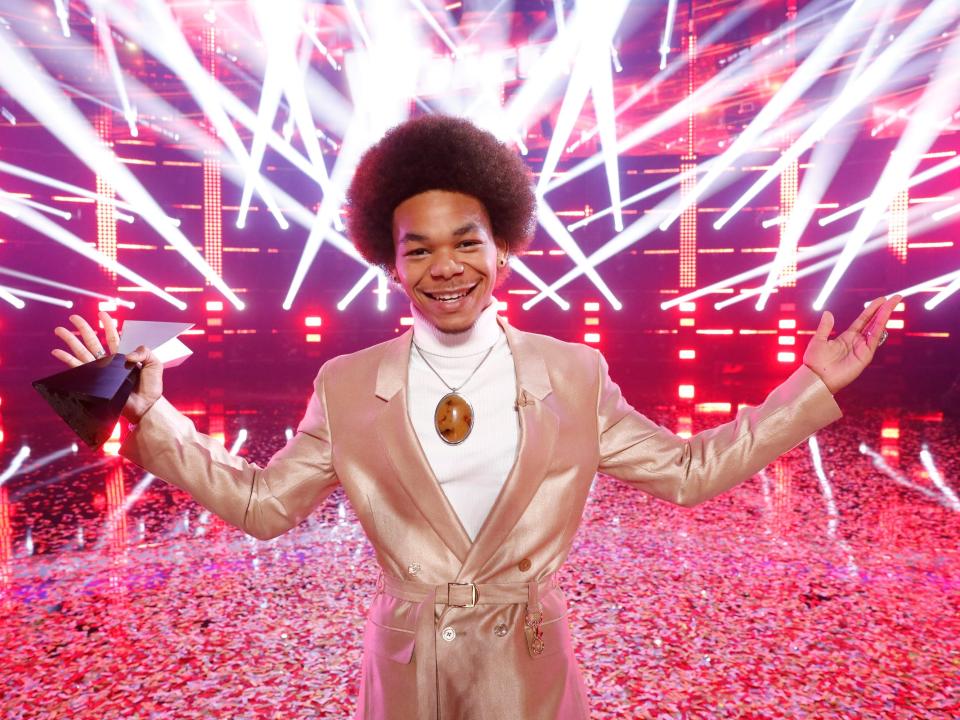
[447,582,479,608]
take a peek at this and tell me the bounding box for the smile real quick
[422,284,478,303]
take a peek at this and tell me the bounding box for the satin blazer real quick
[120,317,842,719]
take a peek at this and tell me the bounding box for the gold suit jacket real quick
[120,318,842,719]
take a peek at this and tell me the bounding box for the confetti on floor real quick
[1,394,957,719]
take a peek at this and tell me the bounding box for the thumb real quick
[814,311,834,341]
[125,345,157,365]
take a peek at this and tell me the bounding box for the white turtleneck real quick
[408,301,520,541]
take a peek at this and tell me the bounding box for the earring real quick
[498,255,507,267]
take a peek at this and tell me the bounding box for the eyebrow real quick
[398,222,482,244]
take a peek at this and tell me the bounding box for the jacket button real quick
[441,627,456,642]
[494,623,508,637]
[518,558,532,572]
[407,563,421,576]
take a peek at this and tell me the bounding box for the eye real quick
[458,239,482,249]
[404,248,429,257]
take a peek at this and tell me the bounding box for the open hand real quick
[52,311,163,423]
[803,295,902,394]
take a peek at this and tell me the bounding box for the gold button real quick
[441,627,456,642]
[518,558,532,572]
[494,623,508,637]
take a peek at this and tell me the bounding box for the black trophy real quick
[33,354,141,448]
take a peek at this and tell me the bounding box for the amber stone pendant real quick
[434,392,474,445]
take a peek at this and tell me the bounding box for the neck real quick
[411,300,502,357]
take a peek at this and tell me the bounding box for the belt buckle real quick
[448,582,479,608]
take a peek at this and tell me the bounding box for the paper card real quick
[118,320,194,368]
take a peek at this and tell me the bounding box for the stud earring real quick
[498,256,507,267]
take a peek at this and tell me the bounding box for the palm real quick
[52,311,164,422]
[802,295,901,394]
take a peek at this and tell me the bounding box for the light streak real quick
[0,31,241,309]
[814,26,960,310]
[659,0,678,70]
[107,0,288,232]
[408,0,459,56]
[302,22,342,71]
[228,429,248,456]
[820,154,960,227]
[336,266,379,311]
[591,31,623,232]
[920,445,960,511]
[0,266,134,309]
[0,195,185,309]
[376,270,388,312]
[0,160,180,226]
[713,0,958,236]
[931,201,960,222]
[52,0,70,37]
[541,0,825,196]
[534,0,630,198]
[924,273,960,310]
[507,257,569,310]
[96,472,156,552]
[809,435,858,575]
[861,442,958,511]
[92,4,138,137]
[713,235,888,310]
[343,0,374,49]
[0,285,73,309]
[537,203,622,310]
[0,447,30,488]
[659,0,870,233]
[13,444,78,477]
[236,0,289,230]
[0,289,25,309]
[0,191,71,220]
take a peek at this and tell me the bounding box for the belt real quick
[379,573,558,719]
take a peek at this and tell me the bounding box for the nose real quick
[430,251,464,280]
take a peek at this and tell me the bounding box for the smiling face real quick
[392,190,505,334]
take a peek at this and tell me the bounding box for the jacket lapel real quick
[456,319,559,581]
[374,331,473,563]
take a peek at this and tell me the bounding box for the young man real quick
[53,116,900,719]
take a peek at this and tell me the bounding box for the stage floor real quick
[0,380,957,719]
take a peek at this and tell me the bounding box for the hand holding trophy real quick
[35,311,192,447]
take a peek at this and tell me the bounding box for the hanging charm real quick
[524,608,545,656]
[434,392,474,445]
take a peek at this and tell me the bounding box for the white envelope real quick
[118,320,195,368]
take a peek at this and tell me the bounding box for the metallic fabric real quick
[120,318,842,719]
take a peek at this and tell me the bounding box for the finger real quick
[68,314,106,358]
[864,294,902,337]
[814,311,835,341]
[125,345,156,365]
[51,348,84,368]
[54,325,96,362]
[99,311,120,354]
[847,297,885,335]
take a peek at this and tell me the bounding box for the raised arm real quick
[596,355,841,507]
[119,367,338,541]
[52,312,339,540]
[596,295,899,507]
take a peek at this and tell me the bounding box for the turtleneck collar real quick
[411,299,503,357]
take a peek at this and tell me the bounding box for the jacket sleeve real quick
[596,353,842,507]
[119,362,339,540]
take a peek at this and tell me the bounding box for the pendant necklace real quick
[413,341,497,445]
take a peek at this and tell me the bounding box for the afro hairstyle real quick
[346,115,536,270]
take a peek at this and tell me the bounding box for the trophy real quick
[33,321,194,447]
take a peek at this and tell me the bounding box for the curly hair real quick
[346,115,536,269]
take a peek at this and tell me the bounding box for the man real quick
[52,115,900,719]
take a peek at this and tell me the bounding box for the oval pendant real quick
[434,392,474,445]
